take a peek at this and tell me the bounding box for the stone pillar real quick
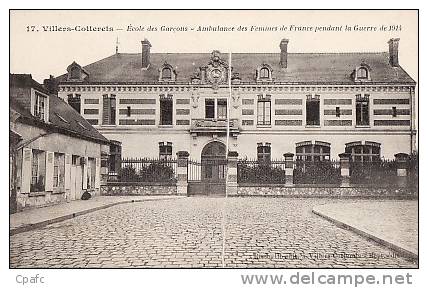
[283,153,294,186]
[395,153,409,187]
[339,153,351,187]
[176,151,189,196]
[227,151,238,196]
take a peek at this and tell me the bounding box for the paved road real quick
[10,198,417,268]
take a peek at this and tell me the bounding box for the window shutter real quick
[64,154,71,190]
[102,95,110,125]
[95,157,101,189]
[21,148,32,193]
[82,157,88,189]
[45,151,54,191]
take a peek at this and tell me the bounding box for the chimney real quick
[280,39,289,68]
[388,38,400,67]
[141,38,152,70]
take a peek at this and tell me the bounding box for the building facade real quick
[10,74,110,212]
[55,39,416,165]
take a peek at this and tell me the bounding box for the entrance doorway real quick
[188,141,227,196]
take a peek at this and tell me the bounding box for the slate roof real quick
[56,52,415,85]
[10,74,109,144]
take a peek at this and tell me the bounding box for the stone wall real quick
[101,183,177,196]
[235,184,416,198]
[16,188,100,211]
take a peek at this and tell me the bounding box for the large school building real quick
[54,38,416,165]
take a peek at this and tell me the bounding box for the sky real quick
[10,10,417,83]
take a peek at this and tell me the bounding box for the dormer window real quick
[159,62,176,82]
[70,66,80,79]
[162,67,172,80]
[256,64,273,82]
[66,61,89,82]
[354,64,371,82]
[357,67,368,79]
[260,67,270,79]
[33,91,48,122]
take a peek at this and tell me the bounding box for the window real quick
[33,92,47,121]
[257,95,271,125]
[53,153,65,189]
[296,141,331,161]
[87,158,96,189]
[260,67,270,79]
[217,99,227,119]
[31,150,46,192]
[306,95,320,126]
[159,142,173,160]
[127,106,131,117]
[70,66,80,79]
[102,94,116,125]
[162,67,172,80]
[160,95,173,125]
[356,94,370,126]
[205,99,215,119]
[345,141,381,162]
[67,94,81,114]
[257,143,271,164]
[335,107,341,117]
[392,106,397,117]
[356,67,368,79]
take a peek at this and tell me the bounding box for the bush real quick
[139,163,176,183]
[118,165,139,182]
[238,162,286,183]
[293,161,341,184]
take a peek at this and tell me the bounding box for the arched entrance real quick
[201,141,227,195]
[188,141,228,196]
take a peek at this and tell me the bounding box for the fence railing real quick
[108,158,177,183]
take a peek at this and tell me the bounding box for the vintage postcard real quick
[9,9,418,279]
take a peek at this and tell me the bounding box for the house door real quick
[201,141,227,195]
[70,165,76,200]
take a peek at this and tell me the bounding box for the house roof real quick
[10,74,109,144]
[56,51,416,85]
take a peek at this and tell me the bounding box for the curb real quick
[312,207,418,262]
[10,197,184,236]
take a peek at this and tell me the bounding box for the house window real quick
[205,99,215,119]
[102,94,116,125]
[260,67,270,79]
[31,150,46,192]
[127,106,131,117]
[70,66,80,79]
[53,153,65,189]
[33,92,47,121]
[335,107,341,117]
[217,99,227,119]
[356,67,368,79]
[87,158,96,189]
[159,142,173,160]
[345,141,381,162]
[296,141,331,161]
[356,94,370,126]
[392,106,397,117]
[160,95,173,125]
[162,67,172,80]
[67,94,81,114]
[306,95,320,126]
[257,94,271,125]
[257,143,271,164]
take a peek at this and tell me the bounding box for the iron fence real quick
[108,157,177,183]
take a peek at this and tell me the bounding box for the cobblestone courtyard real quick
[10,198,417,268]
